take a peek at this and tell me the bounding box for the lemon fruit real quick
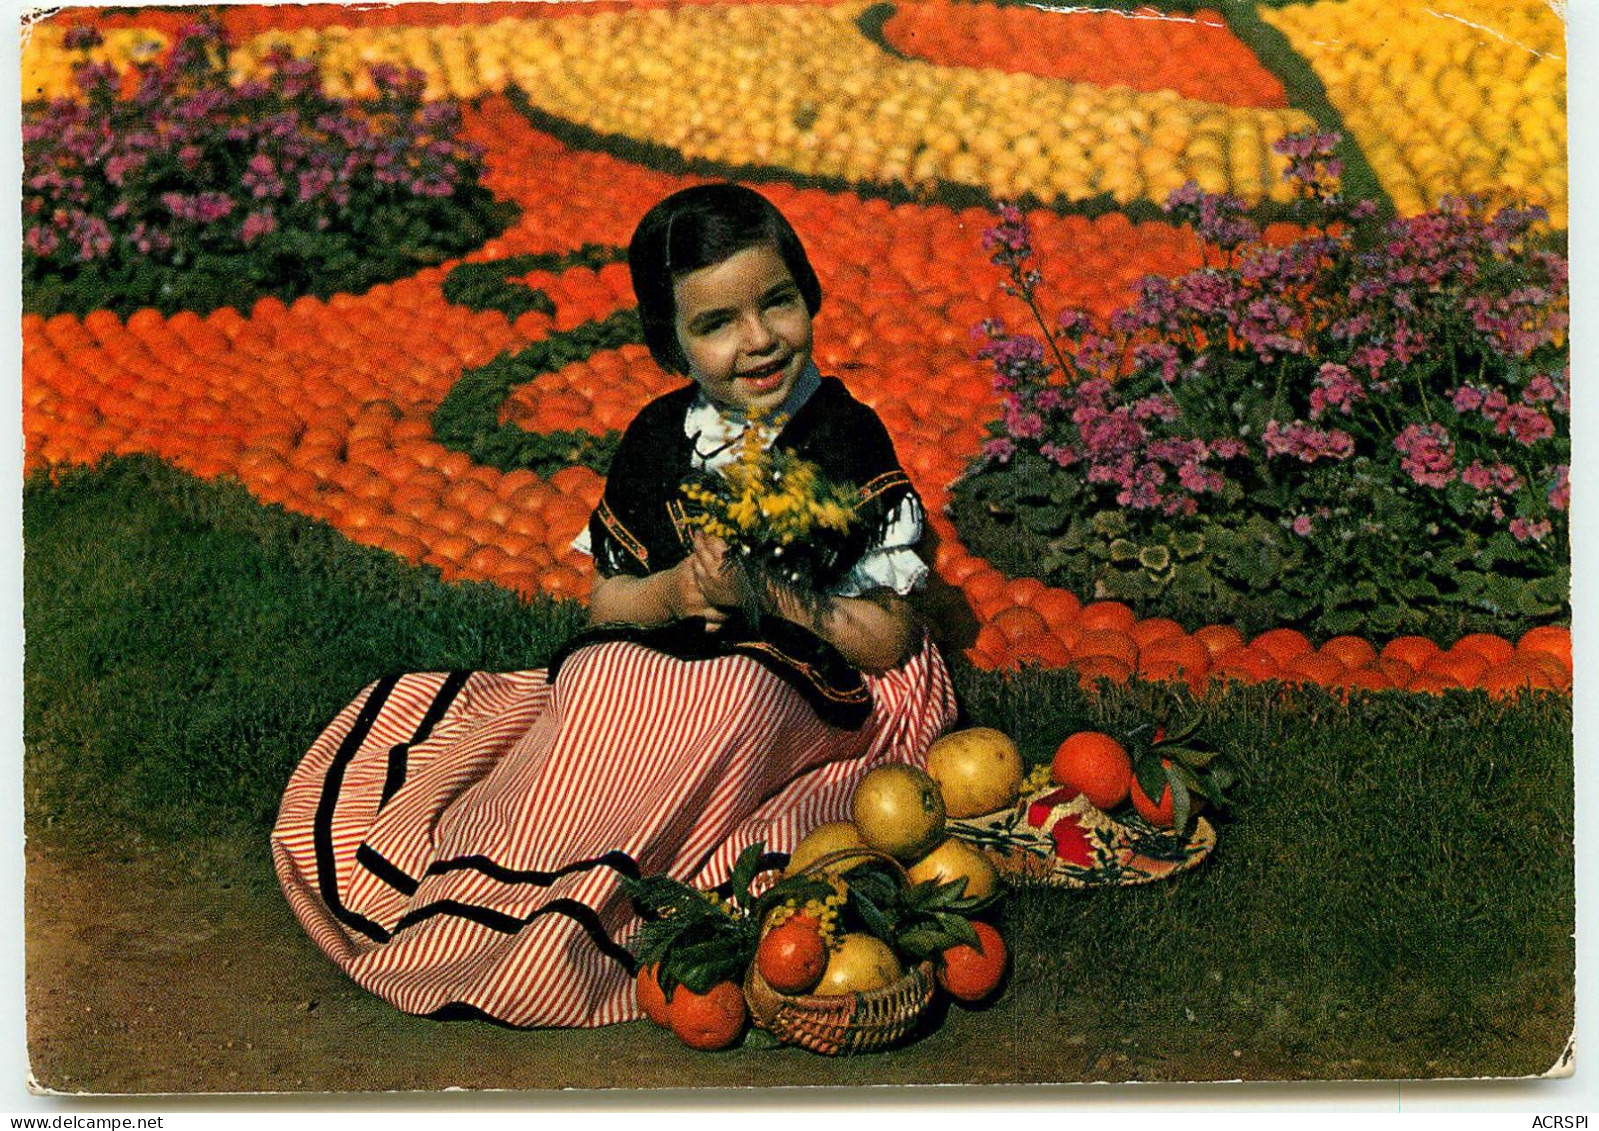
[905,835,1000,901]
[851,764,946,861]
[924,727,1024,818]
[813,932,904,996]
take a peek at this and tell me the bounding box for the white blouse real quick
[573,364,929,597]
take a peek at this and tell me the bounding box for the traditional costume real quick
[272,368,957,1027]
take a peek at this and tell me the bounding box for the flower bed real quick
[953,134,1567,651]
[23,23,511,318]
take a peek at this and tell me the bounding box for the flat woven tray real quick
[948,787,1215,888]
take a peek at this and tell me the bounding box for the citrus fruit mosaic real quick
[20,0,1570,698]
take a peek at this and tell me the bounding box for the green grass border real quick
[429,307,640,478]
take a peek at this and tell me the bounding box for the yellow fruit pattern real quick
[217,4,1313,207]
[1263,0,1566,224]
[21,23,168,99]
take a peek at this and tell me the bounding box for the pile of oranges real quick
[881,2,1289,108]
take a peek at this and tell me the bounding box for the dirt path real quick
[25,827,1117,1095]
[30,826,1558,1098]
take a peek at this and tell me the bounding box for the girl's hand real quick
[672,531,746,630]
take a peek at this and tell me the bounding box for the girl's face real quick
[672,242,814,415]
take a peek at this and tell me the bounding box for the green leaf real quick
[851,886,894,941]
[1134,753,1168,801]
[727,841,767,910]
[1169,767,1193,834]
[1161,744,1219,769]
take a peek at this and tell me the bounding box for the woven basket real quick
[742,848,937,1055]
[744,957,936,1056]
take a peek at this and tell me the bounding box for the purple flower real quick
[62,26,105,51]
[981,204,1034,271]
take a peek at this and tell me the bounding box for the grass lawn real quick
[22,457,1575,1092]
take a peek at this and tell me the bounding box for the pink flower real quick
[1263,420,1355,463]
[1548,465,1569,511]
[1496,405,1555,446]
[1309,362,1365,419]
[240,209,277,245]
[1509,518,1552,543]
[1394,423,1456,488]
[1292,515,1314,536]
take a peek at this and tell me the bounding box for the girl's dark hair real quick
[628,183,823,374]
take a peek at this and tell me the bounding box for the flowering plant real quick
[680,415,861,623]
[23,21,511,317]
[954,132,1568,640]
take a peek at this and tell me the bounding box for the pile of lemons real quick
[1265,0,1565,224]
[226,3,1312,208]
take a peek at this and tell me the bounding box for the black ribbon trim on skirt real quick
[394,897,638,976]
[545,615,872,730]
[379,670,471,809]
[354,842,642,897]
[315,675,401,945]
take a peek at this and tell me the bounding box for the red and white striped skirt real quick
[271,637,957,1028]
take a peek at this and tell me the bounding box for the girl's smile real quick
[672,242,814,414]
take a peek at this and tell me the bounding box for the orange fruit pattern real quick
[881,3,1289,108]
[20,6,1568,700]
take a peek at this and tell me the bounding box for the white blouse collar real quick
[685,363,822,472]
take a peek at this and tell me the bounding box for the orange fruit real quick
[937,920,1008,1004]
[1072,654,1133,689]
[988,605,1051,645]
[636,962,670,1027]
[1051,731,1132,810]
[1074,628,1138,667]
[1452,633,1515,667]
[1129,617,1184,648]
[1130,759,1207,828]
[1517,626,1571,673]
[1251,628,1312,666]
[1078,600,1136,633]
[1480,657,1564,700]
[1283,651,1345,687]
[756,914,828,995]
[1320,635,1377,671]
[1381,635,1441,671]
[1192,624,1245,660]
[1422,649,1490,686]
[666,980,747,1051]
[1029,588,1082,628]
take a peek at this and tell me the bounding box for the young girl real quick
[271,184,957,1028]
